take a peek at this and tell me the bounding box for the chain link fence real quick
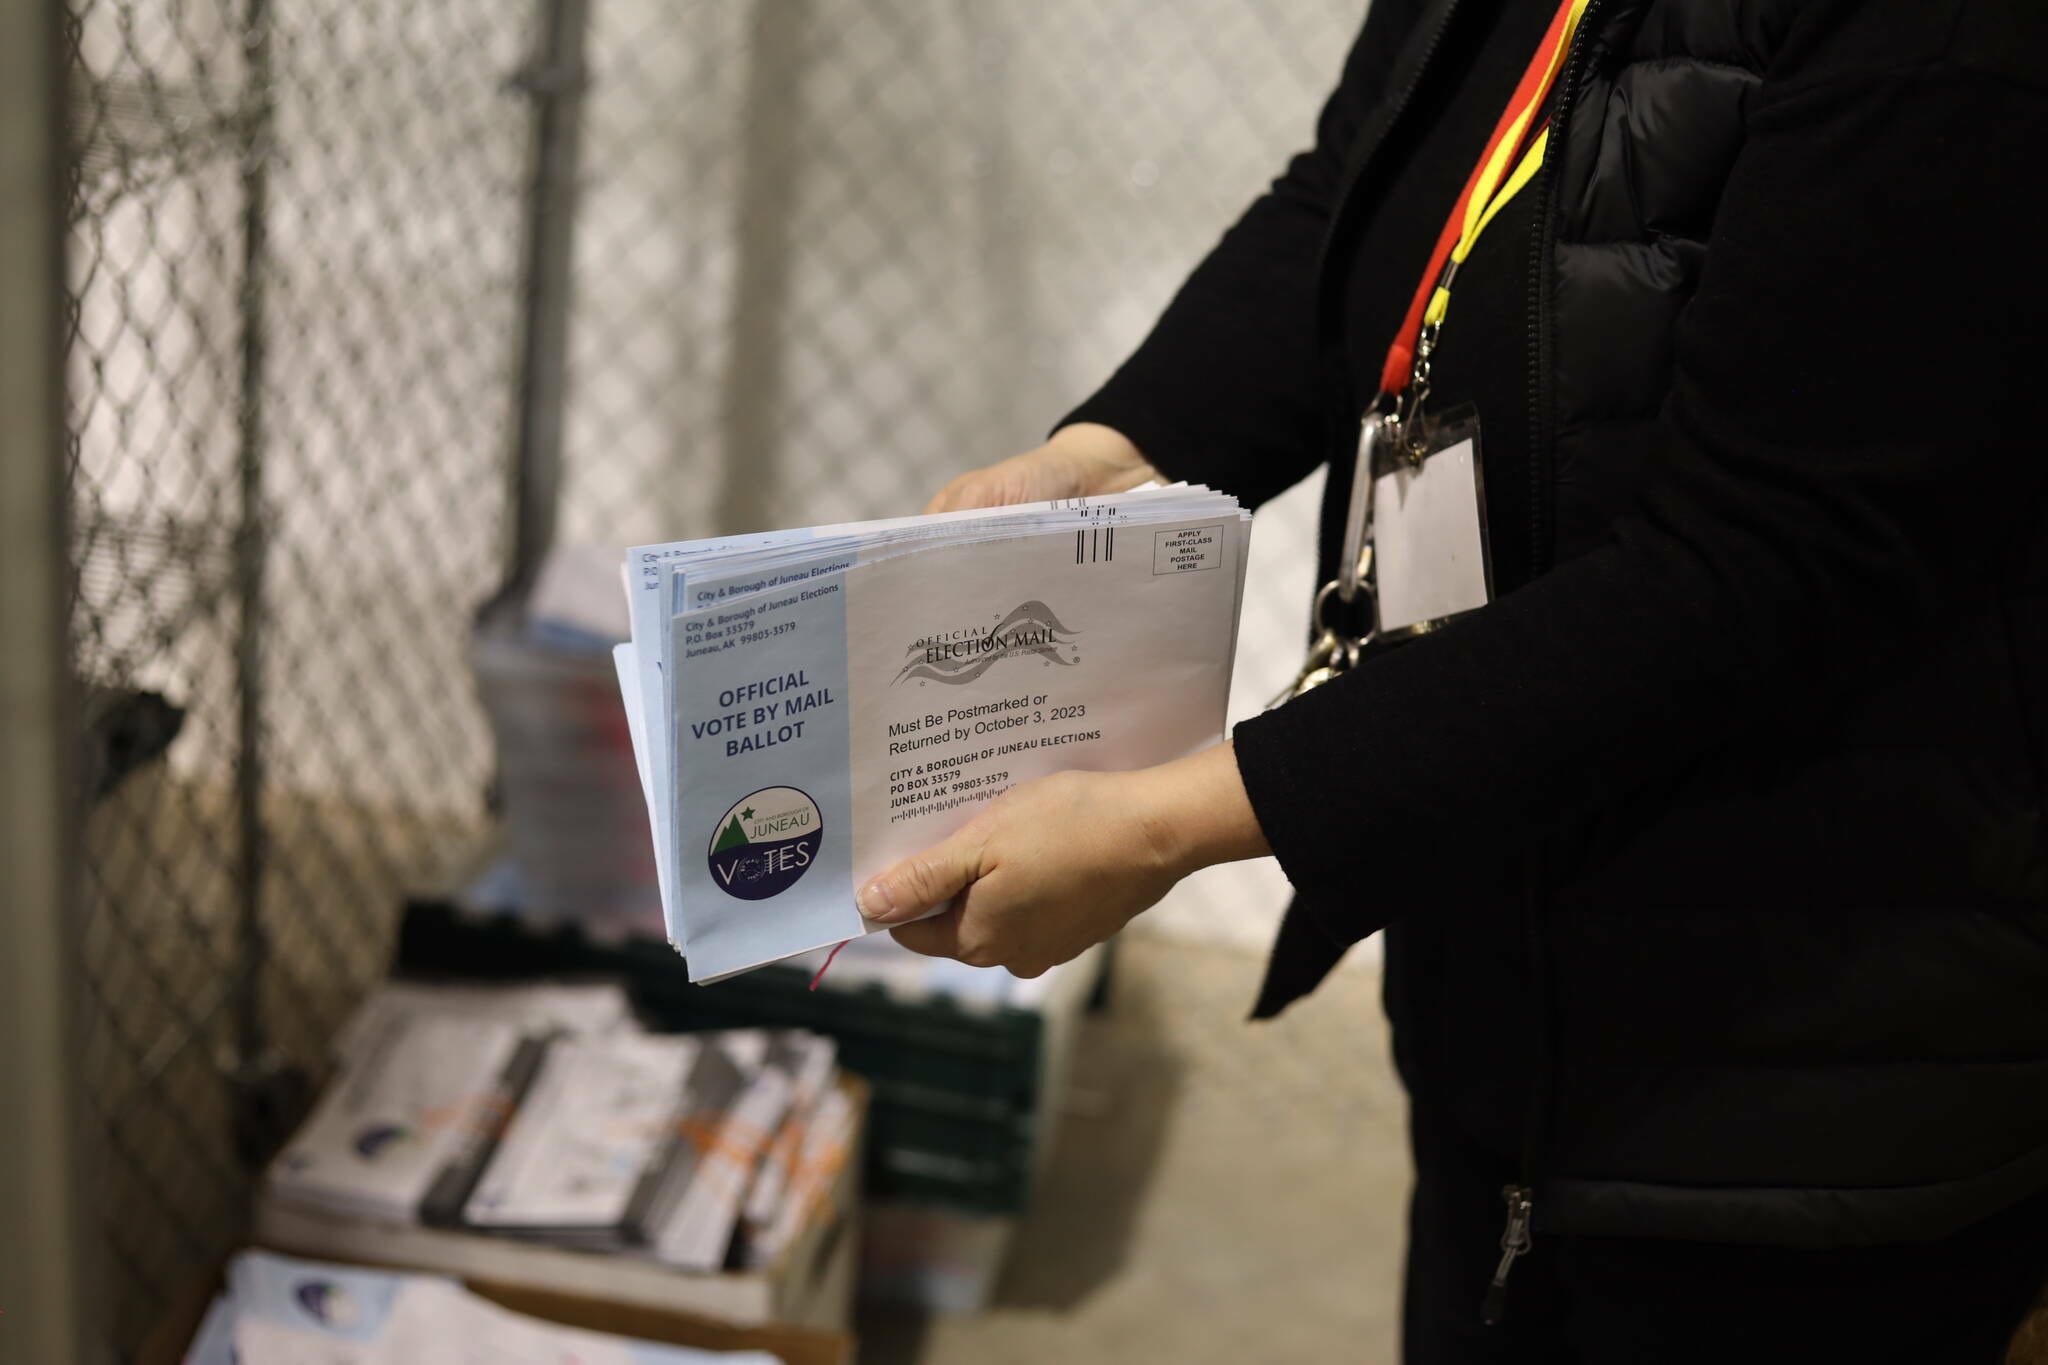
[66,0,536,1354]
[560,0,1361,543]
[61,1,1361,1358]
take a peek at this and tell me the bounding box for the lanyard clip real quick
[1267,579,1375,709]
[1338,402,1387,604]
[1392,321,1440,465]
[1274,405,1386,710]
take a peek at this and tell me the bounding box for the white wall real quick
[559,0,1370,954]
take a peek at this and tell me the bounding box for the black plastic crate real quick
[394,900,1066,1211]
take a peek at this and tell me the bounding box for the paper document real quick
[266,1014,536,1225]
[620,487,1250,980]
[461,1034,699,1239]
[184,1249,779,1365]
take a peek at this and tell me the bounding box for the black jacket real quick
[1065,0,2048,1247]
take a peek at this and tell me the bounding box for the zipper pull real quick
[1481,1184,1535,1327]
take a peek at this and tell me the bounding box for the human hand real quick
[923,422,1162,514]
[855,743,1269,977]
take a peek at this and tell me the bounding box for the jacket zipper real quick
[1482,1184,1536,1326]
[1526,0,1601,579]
[1485,0,1605,1328]
[1488,855,1557,1326]
[1304,2,1600,1322]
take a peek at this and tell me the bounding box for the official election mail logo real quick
[895,600,1078,686]
[708,786,822,900]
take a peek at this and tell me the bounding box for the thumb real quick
[857,828,985,924]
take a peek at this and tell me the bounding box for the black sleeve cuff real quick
[1230,701,1361,903]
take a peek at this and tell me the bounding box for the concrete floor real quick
[859,931,1411,1364]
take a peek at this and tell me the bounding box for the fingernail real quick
[857,879,897,920]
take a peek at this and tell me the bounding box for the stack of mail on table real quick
[182,1250,780,1365]
[264,981,842,1275]
[471,545,667,942]
[617,486,1251,982]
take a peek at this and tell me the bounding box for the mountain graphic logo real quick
[712,814,749,853]
[894,600,1079,687]
[707,786,823,901]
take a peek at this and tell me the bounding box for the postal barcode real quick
[1075,526,1115,564]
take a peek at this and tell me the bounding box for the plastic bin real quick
[395,899,1100,1216]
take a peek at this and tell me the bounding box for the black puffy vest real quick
[1331,0,2048,1247]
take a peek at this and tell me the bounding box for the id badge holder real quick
[1371,405,1492,637]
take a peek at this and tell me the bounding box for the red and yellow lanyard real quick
[1322,0,1592,632]
[1377,0,1592,412]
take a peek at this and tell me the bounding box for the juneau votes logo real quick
[351,1122,413,1160]
[292,1278,361,1329]
[707,785,823,900]
[894,600,1079,686]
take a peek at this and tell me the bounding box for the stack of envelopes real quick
[263,981,841,1275]
[616,486,1251,982]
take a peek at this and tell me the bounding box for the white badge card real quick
[1372,410,1492,632]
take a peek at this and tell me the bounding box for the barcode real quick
[1075,526,1115,564]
